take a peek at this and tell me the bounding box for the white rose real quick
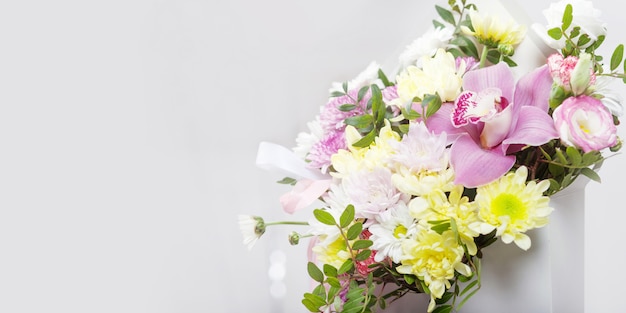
[532,0,607,50]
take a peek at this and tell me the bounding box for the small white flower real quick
[398,26,455,69]
[238,215,265,250]
[293,116,324,159]
[369,201,416,263]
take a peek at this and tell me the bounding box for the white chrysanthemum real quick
[389,122,455,196]
[369,201,416,263]
[470,166,553,250]
[408,186,481,255]
[532,0,606,50]
[293,116,324,159]
[341,167,403,219]
[308,204,345,246]
[395,48,463,106]
[329,61,383,94]
[238,215,264,250]
[398,26,455,69]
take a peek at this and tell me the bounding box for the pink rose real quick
[553,95,617,153]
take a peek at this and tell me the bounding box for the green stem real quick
[479,45,489,68]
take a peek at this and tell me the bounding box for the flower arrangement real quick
[239,0,624,312]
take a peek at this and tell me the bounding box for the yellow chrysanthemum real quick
[473,166,553,250]
[409,186,481,255]
[311,235,354,270]
[395,48,463,105]
[331,122,400,178]
[397,226,471,312]
[461,11,526,49]
[391,166,455,197]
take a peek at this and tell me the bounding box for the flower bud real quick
[570,53,593,95]
[497,44,515,56]
[549,84,567,109]
[610,137,622,152]
[288,231,300,245]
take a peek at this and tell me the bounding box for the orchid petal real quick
[426,103,473,143]
[514,65,553,112]
[480,104,513,148]
[463,62,514,101]
[503,106,559,152]
[450,135,516,188]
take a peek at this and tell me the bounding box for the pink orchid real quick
[428,62,559,187]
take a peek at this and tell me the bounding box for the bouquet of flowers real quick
[239,0,624,312]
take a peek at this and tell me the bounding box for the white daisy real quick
[238,215,265,250]
[369,201,416,263]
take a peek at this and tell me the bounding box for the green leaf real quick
[339,104,357,112]
[355,249,372,261]
[424,93,443,118]
[547,27,562,40]
[357,85,369,102]
[555,148,568,164]
[303,293,327,309]
[432,304,453,313]
[342,81,348,93]
[401,106,422,120]
[352,239,373,250]
[433,20,445,29]
[313,284,326,298]
[566,146,582,165]
[377,69,392,87]
[344,114,374,129]
[330,91,345,98]
[352,129,376,148]
[581,167,601,183]
[370,84,385,126]
[431,222,451,234]
[561,4,573,31]
[326,276,341,288]
[323,264,338,278]
[460,280,479,296]
[307,262,325,282]
[455,35,479,59]
[577,34,591,48]
[611,44,624,71]
[339,204,355,228]
[313,209,336,226]
[404,274,415,285]
[276,177,297,185]
[435,292,454,304]
[301,298,321,312]
[435,5,456,25]
[346,222,363,240]
[338,259,354,275]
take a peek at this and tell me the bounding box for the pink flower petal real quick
[463,62,515,101]
[426,103,476,144]
[503,106,559,152]
[451,135,516,188]
[513,65,553,111]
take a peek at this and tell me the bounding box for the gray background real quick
[0,0,623,312]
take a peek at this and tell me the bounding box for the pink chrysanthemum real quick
[306,131,346,172]
[319,89,368,133]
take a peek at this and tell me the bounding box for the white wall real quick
[0,0,622,312]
